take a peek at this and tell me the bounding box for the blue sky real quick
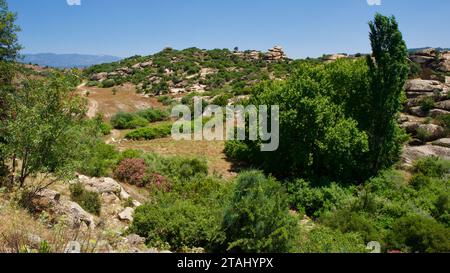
[8,0,450,59]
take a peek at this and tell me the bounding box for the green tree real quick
[223,171,298,253]
[4,76,88,190]
[0,0,21,61]
[0,0,22,175]
[365,14,409,173]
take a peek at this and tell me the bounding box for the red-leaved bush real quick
[114,158,148,186]
[147,173,171,192]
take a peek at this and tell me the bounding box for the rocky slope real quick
[84,46,293,96]
[400,48,450,165]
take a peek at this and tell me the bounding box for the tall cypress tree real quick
[366,14,409,173]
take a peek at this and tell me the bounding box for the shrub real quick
[157,95,174,106]
[435,114,450,131]
[131,197,225,251]
[117,149,144,163]
[223,171,298,253]
[136,108,169,122]
[78,142,119,177]
[150,156,209,182]
[297,226,367,253]
[420,97,435,113]
[387,214,450,253]
[114,158,148,187]
[286,179,355,218]
[110,112,148,129]
[125,123,172,140]
[413,157,450,178]
[101,79,116,88]
[320,210,380,243]
[69,183,102,215]
[212,94,231,106]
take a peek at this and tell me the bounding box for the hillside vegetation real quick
[0,0,449,254]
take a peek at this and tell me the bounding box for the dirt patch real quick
[77,83,163,119]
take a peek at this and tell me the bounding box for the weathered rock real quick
[323,53,348,63]
[430,109,450,118]
[401,121,421,134]
[125,234,146,246]
[64,241,81,253]
[402,145,450,166]
[140,61,153,68]
[77,175,122,195]
[436,100,450,111]
[90,72,108,81]
[432,138,450,148]
[409,106,428,117]
[265,46,286,61]
[413,48,437,57]
[405,79,444,93]
[409,55,435,64]
[118,207,134,222]
[57,201,96,229]
[132,63,142,69]
[445,76,450,85]
[417,124,446,142]
[402,123,446,142]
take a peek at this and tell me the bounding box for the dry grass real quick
[77,83,163,119]
[0,202,101,253]
[112,132,237,179]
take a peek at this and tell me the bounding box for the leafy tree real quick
[0,0,22,174]
[223,171,298,253]
[0,0,22,61]
[4,76,87,188]
[365,14,409,173]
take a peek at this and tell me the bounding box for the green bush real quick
[286,179,355,218]
[413,156,450,178]
[223,171,298,253]
[320,210,380,243]
[110,112,148,129]
[136,108,169,122]
[131,197,225,251]
[387,214,450,253]
[69,183,102,215]
[157,96,174,106]
[212,94,232,106]
[297,226,367,253]
[420,97,435,113]
[101,79,116,88]
[144,153,209,182]
[125,123,172,140]
[77,141,119,177]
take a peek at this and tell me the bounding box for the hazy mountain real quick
[21,53,122,68]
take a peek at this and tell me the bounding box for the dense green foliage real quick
[284,156,450,252]
[125,123,172,140]
[223,171,298,253]
[225,14,409,184]
[110,108,168,129]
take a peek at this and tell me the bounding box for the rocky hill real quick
[84,46,295,96]
[401,48,450,164]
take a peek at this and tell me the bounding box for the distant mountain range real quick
[20,53,122,68]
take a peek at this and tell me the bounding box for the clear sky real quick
[7,0,450,59]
